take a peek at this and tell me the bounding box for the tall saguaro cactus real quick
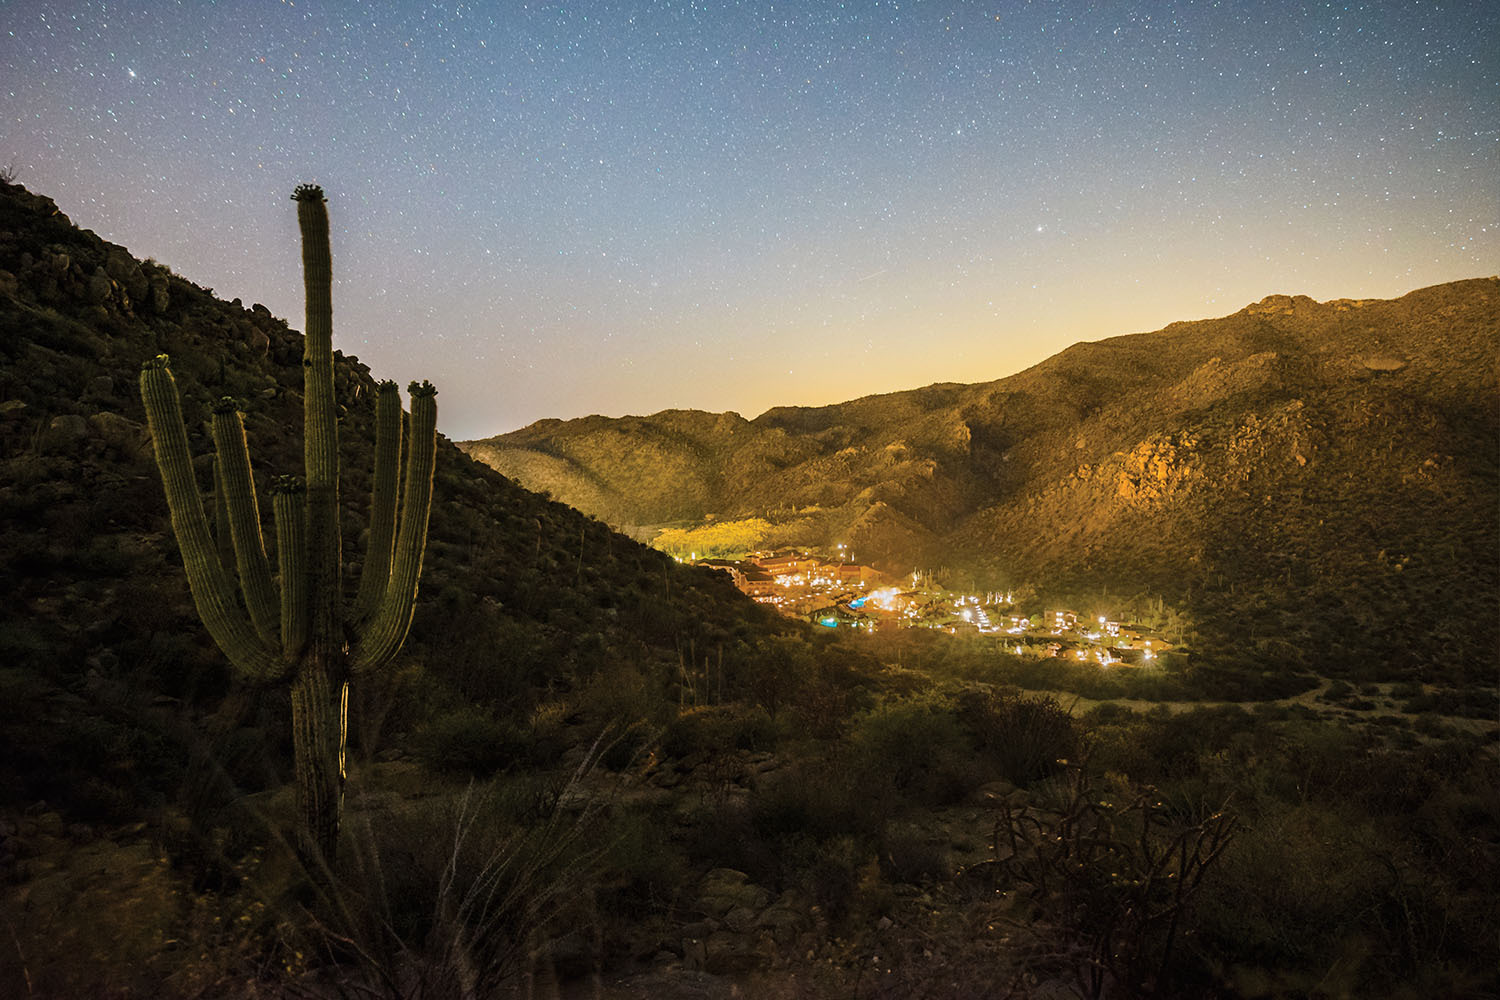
[140,184,437,865]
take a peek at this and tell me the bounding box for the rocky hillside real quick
[0,179,785,820]
[464,280,1500,680]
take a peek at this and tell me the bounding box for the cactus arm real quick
[211,399,279,644]
[352,380,402,625]
[272,476,308,657]
[353,381,437,672]
[294,184,344,668]
[139,357,285,682]
[211,452,234,570]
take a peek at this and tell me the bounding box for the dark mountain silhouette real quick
[0,178,784,818]
[464,280,1500,680]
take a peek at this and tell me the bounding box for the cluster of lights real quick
[700,550,1172,662]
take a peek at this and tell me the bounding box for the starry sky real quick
[6,1,1497,439]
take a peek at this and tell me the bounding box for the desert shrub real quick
[1080,715,1156,780]
[735,634,813,720]
[491,770,571,827]
[412,706,527,776]
[321,776,606,997]
[991,765,1236,998]
[1389,680,1424,699]
[1416,710,1464,743]
[796,835,866,921]
[880,824,948,886]
[682,796,782,886]
[661,703,777,760]
[352,659,430,763]
[956,689,1077,786]
[1082,700,1138,724]
[524,700,571,768]
[1195,803,1400,992]
[1322,679,1354,702]
[783,673,858,739]
[849,694,977,806]
[574,662,657,733]
[599,720,655,772]
[751,757,887,844]
[601,808,691,914]
[1138,704,1257,782]
[1401,686,1500,719]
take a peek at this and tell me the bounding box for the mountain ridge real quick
[463,278,1500,679]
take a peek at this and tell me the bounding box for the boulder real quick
[722,906,758,934]
[698,868,770,916]
[85,374,114,400]
[755,903,809,944]
[703,930,760,975]
[88,412,151,463]
[85,266,113,304]
[146,275,170,313]
[42,414,89,452]
[105,251,148,301]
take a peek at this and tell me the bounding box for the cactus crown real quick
[292,183,326,202]
[270,475,306,496]
[409,379,438,398]
[212,396,243,415]
[143,354,172,371]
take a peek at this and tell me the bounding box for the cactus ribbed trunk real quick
[141,184,438,871]
[290,656,342,867]
[295,187,347,864]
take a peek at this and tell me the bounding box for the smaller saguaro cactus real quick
[140,184,437,865]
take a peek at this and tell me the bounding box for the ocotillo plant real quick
[139,184,437,865]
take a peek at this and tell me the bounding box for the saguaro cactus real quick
[140,184,437,865]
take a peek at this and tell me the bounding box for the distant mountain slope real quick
[464,280,1500,679]
[0,179,783,817]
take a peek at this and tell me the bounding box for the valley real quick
[691,546,1180,667]
[463,278,1500,686]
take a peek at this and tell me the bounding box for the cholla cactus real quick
[140,184,437,864]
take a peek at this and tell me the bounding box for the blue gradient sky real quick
[6,1,1497,438]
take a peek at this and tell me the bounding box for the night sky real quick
[6,1,1497,439]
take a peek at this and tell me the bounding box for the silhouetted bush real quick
[752,758,887,844]
[412,706,527,776]
[662,703,777,759]
[956,689,1077,786]
[880,824,948,886]
[850,694,977,806]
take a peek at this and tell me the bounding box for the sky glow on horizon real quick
[5,1,1497,439]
